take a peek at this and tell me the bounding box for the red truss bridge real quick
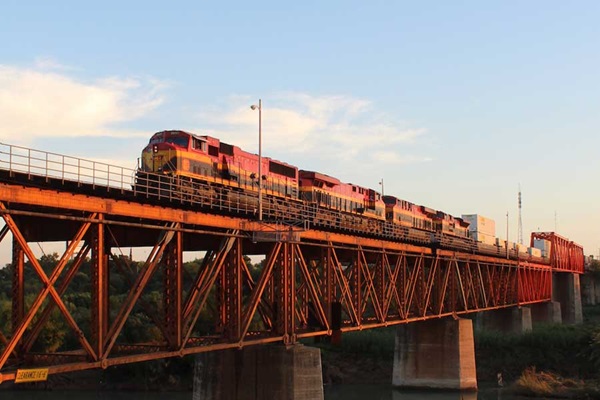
[0,142,582,384]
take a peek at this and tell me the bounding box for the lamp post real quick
[379,178,384,197]
[506,211,509,259]
[250,99,262,221]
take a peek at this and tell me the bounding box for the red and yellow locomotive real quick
[383,195,433,231]
[137,130,298,208]
[299,170,385,220]
[382,195,470,238]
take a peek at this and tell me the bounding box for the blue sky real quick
[0,1,599,255]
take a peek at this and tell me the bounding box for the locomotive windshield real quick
[164,136,189,148]
[148,134,189,148]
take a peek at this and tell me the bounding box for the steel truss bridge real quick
[0,143,556,384]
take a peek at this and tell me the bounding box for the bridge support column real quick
[193,344,323,400]
[580,273,599,306]
[529,301,562,325]
[392,318,477,390]
[475,307,532,333]
[553,273,583,324]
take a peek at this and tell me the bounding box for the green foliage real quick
[0,253,208,354]
[589,259,600,272]
[475,323,597,382]
[102,356,195,390]
[315,327,396,360]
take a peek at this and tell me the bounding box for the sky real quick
[0,1,599,256]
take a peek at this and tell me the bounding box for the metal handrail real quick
[0,143,133,191]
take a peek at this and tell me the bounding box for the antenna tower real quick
[518,184,523,245]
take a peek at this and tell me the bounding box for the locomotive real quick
[136,130,299,210]
[136,129,470,241]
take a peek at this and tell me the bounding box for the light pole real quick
[506,211,509,259]
[250,99,262,221]
[378,178,384,197]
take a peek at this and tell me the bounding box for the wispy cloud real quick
[0,61,168,144]
[0,61,430,181]
[196,92,431,167]
[34,56,76,71]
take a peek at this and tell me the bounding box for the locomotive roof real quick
[151,130,297,169]
[152,130,216,142]
[299,170,341,186]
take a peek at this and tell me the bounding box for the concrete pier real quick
[193,344,323,400]
[475,307,533,333]
[392,318,477,390]
[581,273,600,306]
[530,301,562,325]
[553,272,583,324]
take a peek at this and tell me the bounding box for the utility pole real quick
[250,99,263,221]
[518,184,523,245]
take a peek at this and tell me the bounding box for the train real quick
[134,129,539,258]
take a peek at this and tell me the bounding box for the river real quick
[0,385,530,400]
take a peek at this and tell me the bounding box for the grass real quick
[513,367,582,396]
[474,323,596,382]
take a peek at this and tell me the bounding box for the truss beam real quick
[0,189,554,384]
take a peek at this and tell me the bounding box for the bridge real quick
[0,143,584,397]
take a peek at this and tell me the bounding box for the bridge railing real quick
[0,142,134,192]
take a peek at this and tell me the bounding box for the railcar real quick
[433,211,470,238]
[382,195,433,231]
[136,130,299,210]
[299,170,385,220]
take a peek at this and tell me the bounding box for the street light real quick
[379,178,384,197]
[250,99,262,221]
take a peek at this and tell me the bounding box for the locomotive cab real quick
[141,130,195,173]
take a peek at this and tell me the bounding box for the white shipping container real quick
[461,214,496,236]
[472,231,496,245]
[533,239,552,254]
[517,243,528,253]
[528,247,542,257]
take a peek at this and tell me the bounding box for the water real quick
[0,386,529,400]
[324,385,525,400]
